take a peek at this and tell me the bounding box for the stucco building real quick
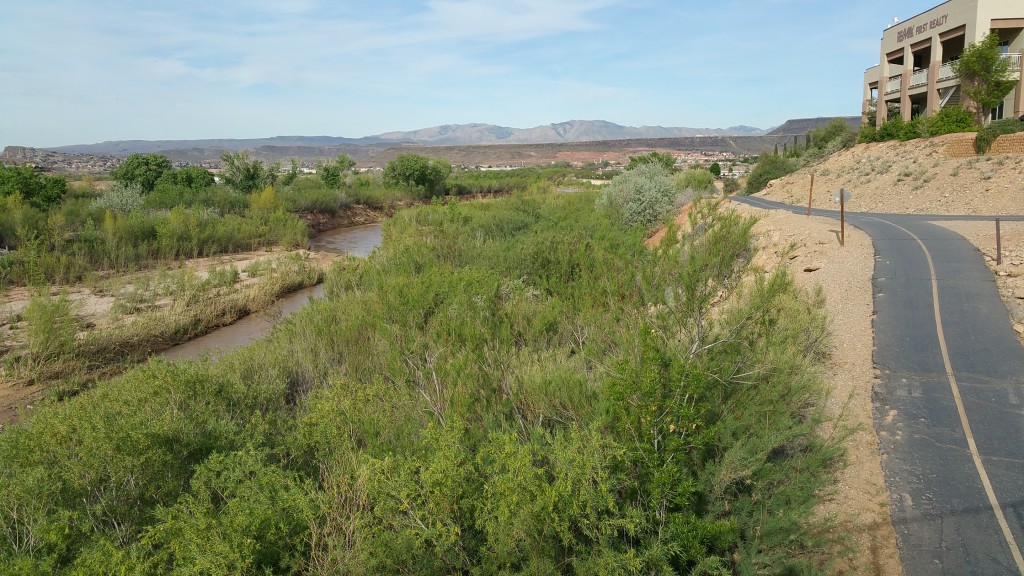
[862,0,1024,126]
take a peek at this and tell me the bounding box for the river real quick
[160,223,382,362]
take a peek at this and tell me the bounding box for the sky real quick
[0,0,945,148]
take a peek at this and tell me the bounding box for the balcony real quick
[1006,52,1022,71]
[885,53,1022,96]
[885,74,902,95]
[909,68,929,89]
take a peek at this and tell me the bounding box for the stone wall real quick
[988,132,1024,155]
[944,135,978,158]
[944,132,1024,158]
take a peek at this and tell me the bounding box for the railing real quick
[885,74,902,95]
[938,62,957,81]
[1004,52,1022,71]
[885,54,1020,96]
[909,68,929,89]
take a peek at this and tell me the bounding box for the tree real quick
[318,153,356,190]
[625,151,677,172]
[111,153,172,192]
[708,162,721,178]
[219,152,278,194]
[157,166,215,190]
[597,163,677,229]
[951,32,1017,124]
[745,154,797,195]
[382,154,452,197]
[280,159,300,187]
[0,162,67,209]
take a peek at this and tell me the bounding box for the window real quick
[991,100,1005,121]
[998,40,1010,54]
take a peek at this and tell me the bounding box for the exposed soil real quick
[758,134,1024,215]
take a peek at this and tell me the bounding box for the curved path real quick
[733,196,1024,576]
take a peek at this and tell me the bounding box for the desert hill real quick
[766,117,861,136]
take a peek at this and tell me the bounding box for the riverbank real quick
[0,247,338,426]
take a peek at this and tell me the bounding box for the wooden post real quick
[807,173,814,216]
[840,191,845,247]
[996,218,1002,266]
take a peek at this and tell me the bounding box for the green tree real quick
[111,153,172,192]
[708,162,721,178]
[744,153,796,195]
[0,163,67,209]
[280,159,300,187]
[157,165,215,191]
[318,153,356,190]
[219,152,278,194]
[625,151,677,172]
[951,32,1017,124]
[382,153,452,197]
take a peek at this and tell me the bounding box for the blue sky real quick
[1,0,942,148]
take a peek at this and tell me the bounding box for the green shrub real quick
[597,163,678,228]
[92,182,144,214]
[145,182,250,215]
[857,124,880,143]
[24,292,78,362]
[877,116,905,141]
[925,105,978,136]
[673,167,715,194]
[0,195,842,573]
[805,118,856,152]
[975,118,1024,153]
[744,154,796,195]
[899,117,926,141]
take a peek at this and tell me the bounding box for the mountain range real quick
[49,120,768,155]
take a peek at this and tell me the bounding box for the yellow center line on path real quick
[865,215,1024,575]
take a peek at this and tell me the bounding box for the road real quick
[733,196,1024,576]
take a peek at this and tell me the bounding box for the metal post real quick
[807,173,814,216]
[840,192,845,247]
[996,218,1002,266]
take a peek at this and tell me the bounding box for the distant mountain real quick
[765,117,861,136]
[360,119,766,145]
[49,120,767,155]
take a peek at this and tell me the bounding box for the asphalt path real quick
[732,196,1024,575]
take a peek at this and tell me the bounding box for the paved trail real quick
[733,196,1024,576]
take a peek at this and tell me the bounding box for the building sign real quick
[896,14,949,43]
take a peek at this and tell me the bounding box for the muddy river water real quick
[161,223,382,362]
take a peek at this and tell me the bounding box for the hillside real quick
[765,116,860,136]
[756,134,1024,215]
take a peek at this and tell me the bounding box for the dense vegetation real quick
[0,192,844,574]
[744,119,857,194]
[857,105,979,144]
[0,152,612,288]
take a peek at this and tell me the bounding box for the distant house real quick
[863,0,1023,125]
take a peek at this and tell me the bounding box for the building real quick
[862,0,1024,126]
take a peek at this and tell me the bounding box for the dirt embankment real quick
[758,134,1024,215]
